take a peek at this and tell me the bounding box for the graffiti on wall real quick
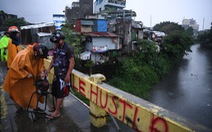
[71,74,190,132]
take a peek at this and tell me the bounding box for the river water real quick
[148,44,212,129]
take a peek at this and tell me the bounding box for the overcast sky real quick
[0,0,211,30]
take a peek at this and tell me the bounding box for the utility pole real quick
[202,17,205,30]
[150,15,152,28]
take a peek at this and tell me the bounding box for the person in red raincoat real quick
[3,43,48,111]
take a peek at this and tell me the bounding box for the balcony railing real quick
[108,0,126,6]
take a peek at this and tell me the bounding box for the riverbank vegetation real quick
[108,22,193,99]
[197,22,212,48]
[62,22,194,103]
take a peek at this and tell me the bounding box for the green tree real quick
[61,25,83,67]
[0,11,29,30]
[109,40,161,99]
[198,22,212,48]
[84,60,94,75]
[161,30,193,62]
[185,27,194,37]
[61,26,82,55]
[208,22,212,43]
[4,17,27,27]
[198,31,209,43]
[109,23,194,99]
[153,21,184,34]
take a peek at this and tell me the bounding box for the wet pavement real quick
[0,62,134,132]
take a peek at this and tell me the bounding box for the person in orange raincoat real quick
[7,26,22,68]
[3,43,49,111]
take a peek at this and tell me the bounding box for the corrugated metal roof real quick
[81,32,122,38]
[37,32,51,37]
[152,31,166,37]
[20,22,55,30]
[81,20,94,25]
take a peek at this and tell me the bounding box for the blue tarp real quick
[97,20,107,32]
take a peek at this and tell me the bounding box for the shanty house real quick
[80,32,122,64]
[20,22,55,45]
[74,19,107,32]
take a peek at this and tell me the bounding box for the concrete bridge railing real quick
[44,58,210,132]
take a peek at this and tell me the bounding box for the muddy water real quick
[148,44,212,129]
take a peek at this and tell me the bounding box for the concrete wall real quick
[44,59,210,132]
